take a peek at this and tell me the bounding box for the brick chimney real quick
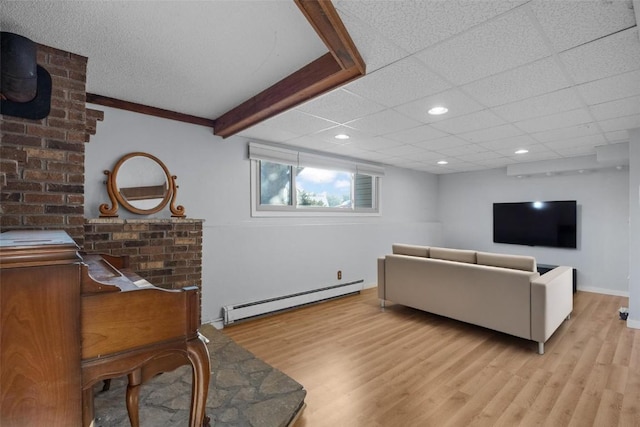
[1,43,103,244]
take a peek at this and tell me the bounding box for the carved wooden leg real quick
[82,387,95,427]
[187,336,211,427]
[127,369,142,427]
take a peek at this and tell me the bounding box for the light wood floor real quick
[222,288,640,427]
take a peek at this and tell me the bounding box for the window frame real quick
[249,142,383,218]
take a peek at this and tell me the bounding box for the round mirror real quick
[116,154,169,213]
[99,152,185,217]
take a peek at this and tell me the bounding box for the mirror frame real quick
[99,152,185,217]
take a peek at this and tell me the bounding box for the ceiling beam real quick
[294,0,365,73]
[86,94,215,128]
[213,0,365,138]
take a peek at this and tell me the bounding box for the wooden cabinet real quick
[0,230,83,427]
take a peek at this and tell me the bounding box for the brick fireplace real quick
[1,42,202,293]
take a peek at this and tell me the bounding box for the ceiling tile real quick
[415,136,469,151]
[353,151,392,163]
[472,157,517,168]
[530,0,636,52]
[479,134,540,151]
[345,109,423,137]
[589,96,640,121]
[445,161,487,172]
[577,69,640,105]
[509,150,559,162]
[336,11,408,73]
[393,89,486,124]
[459,124,524,143]
[307,126,376,145]
[605,130,630,143]
[494,142,551,157]
[531,122,599,143]
[417,7,550,85]
[436,144,488,157]
[409,150,449,162]
[335,0,526,54]
[321,143,371,158]
[296,89,386,124]
[285,137,335,152]
[237,122,299,143]
[462,57,571,107]
[598,114,640,133]
[490,88,583,122]
[375,144,426,157]
[385,124,449,144]
[345,57,451,107]
[431,110,507,134]
[554,146,597,157]
[543,134,607,150]
[351,136,406,152]
[514,108,593,133]
[456,151,505,162]
[559,27,640,84]
[261,110,340,136]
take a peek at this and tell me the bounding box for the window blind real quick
[249,142,385,176]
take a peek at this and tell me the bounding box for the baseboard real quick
[202,317,224,330]
[627,319,640,329]
[578,287,629,297]
[363,282,377,290]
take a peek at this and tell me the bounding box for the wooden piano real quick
[0,230,210,427]
[80,251,210,427]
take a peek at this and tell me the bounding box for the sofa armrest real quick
[377,257,386,300]
[531,266,573,345]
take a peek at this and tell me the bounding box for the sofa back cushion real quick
[429,247,477,264]
[477,252,536,272]
[392,244,429,257]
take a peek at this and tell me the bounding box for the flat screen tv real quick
[493,200,577,248]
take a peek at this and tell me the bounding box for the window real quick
[249,142,384,216]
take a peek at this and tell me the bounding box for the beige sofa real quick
[377,244,573,354]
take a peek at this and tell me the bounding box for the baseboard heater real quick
[222,280,364,326]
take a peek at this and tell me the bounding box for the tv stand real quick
[538,264,576,293]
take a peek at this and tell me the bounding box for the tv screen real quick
[493,200,577,248]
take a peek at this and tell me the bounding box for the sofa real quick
[377,244,573,354]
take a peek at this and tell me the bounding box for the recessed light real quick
[428,106,448,116]
[515,149,529,154]
[334,134,350,140]
[437,160,448,165]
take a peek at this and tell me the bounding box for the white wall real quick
[628,128,640,328]
[84,106,442,325]
[438,168,630,295]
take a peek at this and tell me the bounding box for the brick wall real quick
[83,218,203,291]
[0,44,103,243]
[1,42,204,302]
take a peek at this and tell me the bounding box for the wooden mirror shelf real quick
[99,152,185,217]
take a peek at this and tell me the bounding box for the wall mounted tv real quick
[493,200,577,249]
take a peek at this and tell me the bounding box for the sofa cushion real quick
[392,244,429,257]
[429,247,477,264]
[477,252,536,272]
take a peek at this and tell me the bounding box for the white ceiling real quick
[2,0,640,174]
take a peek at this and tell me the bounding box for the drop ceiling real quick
[2,0,639,174]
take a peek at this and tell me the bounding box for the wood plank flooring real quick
[222,288,639,426]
